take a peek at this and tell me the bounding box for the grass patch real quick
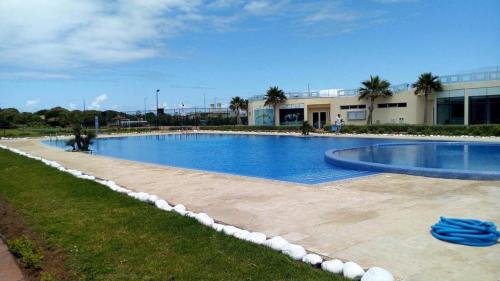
[0,148,346,281]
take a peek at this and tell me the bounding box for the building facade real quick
[247,71,500,128]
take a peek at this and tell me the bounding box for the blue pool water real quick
[44,134,424,184]
[326,142,500,180]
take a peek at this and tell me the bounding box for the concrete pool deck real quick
[1,134,499,281]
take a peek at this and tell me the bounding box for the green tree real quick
[241,99,249,125]
[229,96,246,125]
[358,76,392,125]
[412,72,443,125]
[0,108,20,128]
[264,86,287,126]
[69,124,95,151]
[44,107,70,127]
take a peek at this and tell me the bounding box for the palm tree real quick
[241,98,249,125]
[358,75,392,125]
[229,96,245,125]
[264,86,287,126]
[412,72,443,125]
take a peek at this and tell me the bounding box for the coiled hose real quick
[431,217,500,247]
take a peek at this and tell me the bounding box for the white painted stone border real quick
[0,143,395,281]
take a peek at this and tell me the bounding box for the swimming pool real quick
[325,142,500,180]
[45,134,424,184]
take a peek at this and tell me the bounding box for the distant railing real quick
[438,70,500,84]
[248,91,335,101]
[337,83,409,97]
[248,70,500,101]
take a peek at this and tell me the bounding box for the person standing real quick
[335,114,343,134]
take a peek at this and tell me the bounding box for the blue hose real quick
[431,217,500,247]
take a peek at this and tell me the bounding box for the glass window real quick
[254,108,274,125]
[279,108,304,126]
[487,87,500,96]
[469,95,500,124]
[347,110,366,120]
[468,88,487,97]
[378,103,388,108]
[340,105,349,110]
[437,97,464,125]
[397,103,407,107]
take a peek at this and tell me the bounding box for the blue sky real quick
[0,0,498,112]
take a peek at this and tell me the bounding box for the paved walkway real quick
[2,136,500,281]
[0,239,24,281]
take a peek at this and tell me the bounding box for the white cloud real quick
[304,10,360,23]
[90,94,108,109]
[0,0,203,68]
[68,103,77,110]
[0,71,72,80]
[26,99,41,107]
[243,0,286,16]
[0,0,393,72]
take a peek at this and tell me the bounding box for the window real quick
[378,103,406,108]
[469,95,500,124]
[347,110,366,120]
[340,104,366,110]
[279,108,304,126]
[437,97,464,125]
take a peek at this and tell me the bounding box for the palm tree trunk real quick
[423,93,428,125]
[274,105,279,126]
[367,98,374,125]
[236,110,242,125]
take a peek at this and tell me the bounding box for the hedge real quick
[322,124,500,136]
[193,124,500,137]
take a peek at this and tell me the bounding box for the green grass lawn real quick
[1,127,73,138]
[0,148,346,281]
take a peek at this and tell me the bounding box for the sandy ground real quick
[1,133,499,281]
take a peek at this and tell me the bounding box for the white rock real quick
[185,211,196,218]
[146,194,159,204]
[321,259,344,274]
[77,174,95,180]
[246,232,266,244]
[222,225,240,235]
[67,169,82,176]
[302,253,323,266]
[234,229,250,240]
[195,213,214,226]
[133,192,150,202]
[173,204,186,215]
[281,244,307,260]
[212,223,224,232]
[343,261,365,280]
[361,267,394,281]
[155,200,173,211]
[263,236,289,251]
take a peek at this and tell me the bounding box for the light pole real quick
[156,89,160,128]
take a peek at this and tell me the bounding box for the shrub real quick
[300,121,313,135]
[199,124,500,136]
[40,272,56,281]
[323,124,500,136]
[6,235,44,270]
